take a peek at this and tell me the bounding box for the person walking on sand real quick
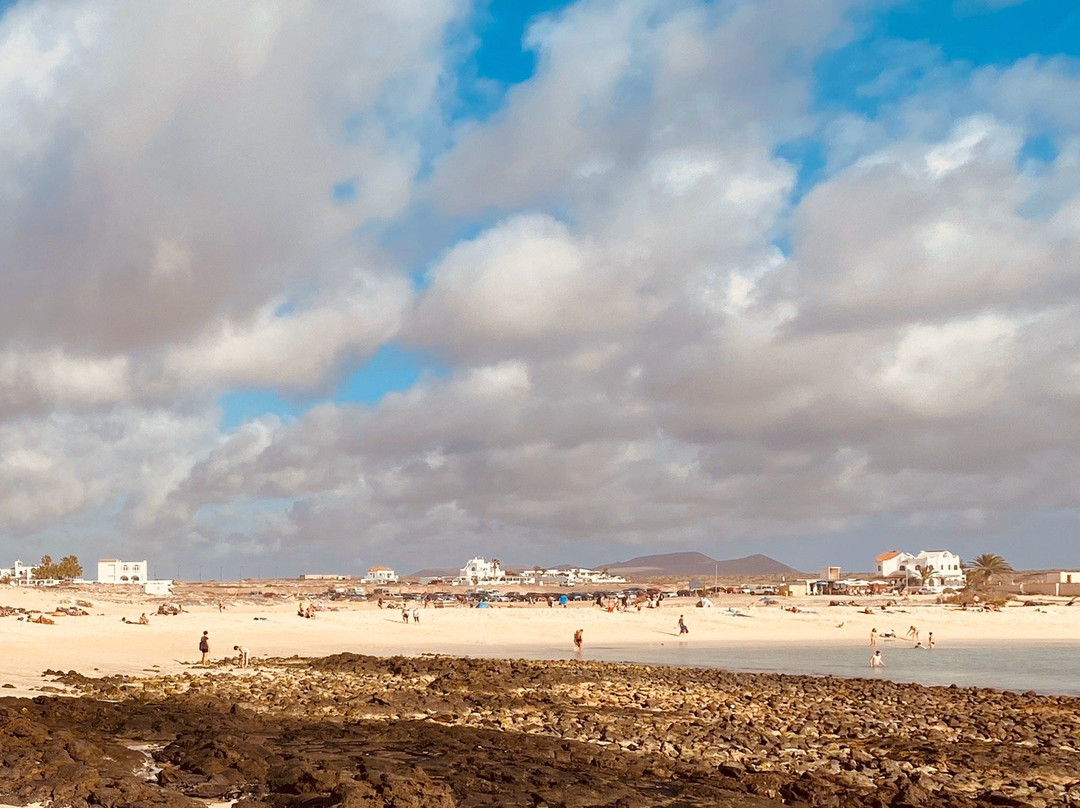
[870,627,877,647]
[870,650,885,668]
[233,645,250,668]
[927,632,935,649]
[199,631,210,666]
[574,628,583,652]
[678,615,689,635]
[905,625,919,644]
[401,606,409,623]
[412,608,420,624]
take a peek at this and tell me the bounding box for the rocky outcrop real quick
[0,654,1076,807]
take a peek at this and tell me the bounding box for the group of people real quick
[197,630,250,668]
[869,625,936,667]
[870,625,935,648]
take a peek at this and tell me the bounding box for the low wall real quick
[1018,582,1080,597]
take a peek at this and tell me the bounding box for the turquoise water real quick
[452,640,1080,696]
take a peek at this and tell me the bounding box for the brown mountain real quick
[601,551,802,577]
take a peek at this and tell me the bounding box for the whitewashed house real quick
[875,551,915,578]
[875,549,965,589]
[364,566,399,584]
[0,560,36,585]
[459,557,506,585]
[97,558,148,584]
[914,550,965,588]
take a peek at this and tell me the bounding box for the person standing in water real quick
[870,628,877,646]
[870,650,885,668]
[573,628,583,652]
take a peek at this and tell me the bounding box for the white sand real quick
[1,585,1076,698]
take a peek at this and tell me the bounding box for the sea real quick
[451,640,1080,697]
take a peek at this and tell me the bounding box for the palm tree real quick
[918,565,937,587]
[965,553,1014,587]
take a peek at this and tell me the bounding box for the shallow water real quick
[446,639,1080,696]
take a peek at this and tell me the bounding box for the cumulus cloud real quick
[0,0,456,355]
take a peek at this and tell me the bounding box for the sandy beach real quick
[2,583,1077,696]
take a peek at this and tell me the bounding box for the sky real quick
[1,0,1079,579]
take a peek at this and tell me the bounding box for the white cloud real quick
[411,214,642,360]
[162,274,412,392]
[877,315,1020,417]
[0,350,130,415]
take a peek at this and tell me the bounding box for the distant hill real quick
[600,551,802,577]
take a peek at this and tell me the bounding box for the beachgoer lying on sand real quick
[32,615,55,625]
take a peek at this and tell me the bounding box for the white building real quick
[459,557,506,585]
[551,567,628,585]
[364,566,399,583]
[875,549,965,589]
[144,580,174,596]
[0,560,36,585]
[914,550,965,588]
[97,558,148,584]
[876,551,915,578]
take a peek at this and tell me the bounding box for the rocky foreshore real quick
[1,654,1078,807]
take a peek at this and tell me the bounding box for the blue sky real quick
[1,0,1079,577]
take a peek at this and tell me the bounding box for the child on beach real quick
[233,645,250,668]
[678,615,689,635]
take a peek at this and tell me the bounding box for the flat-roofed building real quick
[98,558,148,584]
